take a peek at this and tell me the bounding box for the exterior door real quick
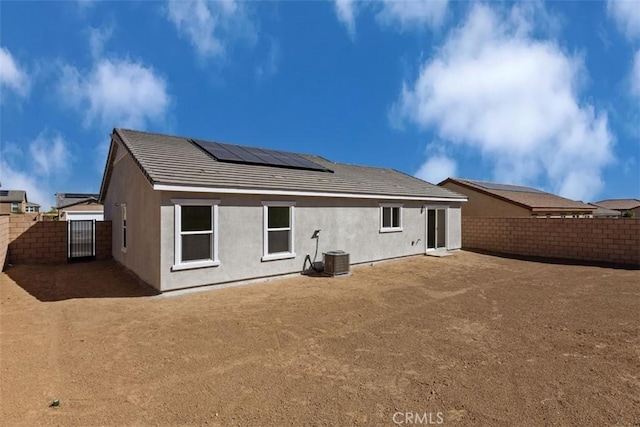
[426,208,447,251]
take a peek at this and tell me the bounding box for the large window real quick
[172,199,220,271]
[11,202,19,213]
[262,201,295,261]
[380,204,402,232]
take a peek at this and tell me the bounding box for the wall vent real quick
[323,250,350,276]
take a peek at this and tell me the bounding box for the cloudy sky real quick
[1,0,638,209]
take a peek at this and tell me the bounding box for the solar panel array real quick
[64,193,98,199]
[471,180,545,194]
[191,139,333,173]
[0,191,8,197]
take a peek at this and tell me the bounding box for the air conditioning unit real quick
[323,250,350,276]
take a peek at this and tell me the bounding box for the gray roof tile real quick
[111,128,466,200]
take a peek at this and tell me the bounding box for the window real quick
[11,202,19,213]
[172,199,220,271]
[25,206,36,213]
[380,204,402,232]
[262,201,295,261]
[121,204,127,252]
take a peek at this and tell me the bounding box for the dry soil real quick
[1,251,639,426]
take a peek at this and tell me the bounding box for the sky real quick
[0,0,639,210]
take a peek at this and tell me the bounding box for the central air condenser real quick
[323,250,350,276]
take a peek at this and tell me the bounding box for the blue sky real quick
[1,0,638,210]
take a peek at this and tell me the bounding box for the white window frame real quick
[171,198,220,271]
[11,202,19,213]
[262,201,296,262]
[121,204,127,253]
[25,206,36,213]
[380,203,403,233]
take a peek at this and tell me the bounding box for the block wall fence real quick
[3,214,111,267]
[462,217,640,268]
[0,215,9,269]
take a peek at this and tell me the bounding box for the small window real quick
[11,202,19,213]
[380,204,402,232]
[121,204,127,252]
[172,199,220,270]
[262,202,295,261]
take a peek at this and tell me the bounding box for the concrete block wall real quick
[462,217,640,267]
[7,214,112,265]
[0,215,9,269]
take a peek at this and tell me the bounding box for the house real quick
[99,128,467,292]
[24,202,40,213]
[55,193,104,221]
[438,178,594,218]
[593,199,640,218]
[588,203,621,218]
[0,190,27,214]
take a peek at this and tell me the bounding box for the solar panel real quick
[471,180,544,194]
[0,191,8,197]
[191,139,333,172]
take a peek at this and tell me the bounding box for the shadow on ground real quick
[3,260,158,302]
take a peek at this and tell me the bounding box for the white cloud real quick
[0,132,72,210]
[89,25,113,60]
[632,49,640,97]
[334,0,358,38]
[415,153,457,184]
[29,132,70,177]
[165,0,256,59]
[607,0,640,40]
[392,3,614,201]
[256,38,280,80]
[0,46,30,98]
[59,58,170,129]
[377,0,449,30]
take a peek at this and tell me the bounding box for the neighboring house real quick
[99,128,467,292]
[0,190,27,214]
[56,193,104,221]
[593,199,640,218]
[24,202,40,213]
[588,203,621,218]
[438,178,594,218]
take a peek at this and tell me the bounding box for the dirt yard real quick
[1,252,638,426]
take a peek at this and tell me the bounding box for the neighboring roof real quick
[56,193,100,209]
[439,178,594,212]
[587,203,621,217]
[0,190,26,203]
[100,128,468,201]
[25,202,40,207]
[593,199,640,211]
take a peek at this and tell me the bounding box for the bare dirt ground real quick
[1,251,639,426]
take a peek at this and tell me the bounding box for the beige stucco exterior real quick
[104,144,463,292]
[59,201,104,220]
[0,198,26,215]
[441,181,531,217]
[441,181,593,218]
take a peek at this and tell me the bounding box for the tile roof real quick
[0,190,26,202]
[587,204,621,217]
[593,199,640,211]
[56,193,100,209]
[103,128,467,201]
[440,178,594,212]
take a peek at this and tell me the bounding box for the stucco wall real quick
[463,217,640,267]
[103,144,161,289]
[441,182,531,217]
[158,193,463,291]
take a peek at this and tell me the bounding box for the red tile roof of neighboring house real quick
[593,199,640,211]
[439,178,594,212]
